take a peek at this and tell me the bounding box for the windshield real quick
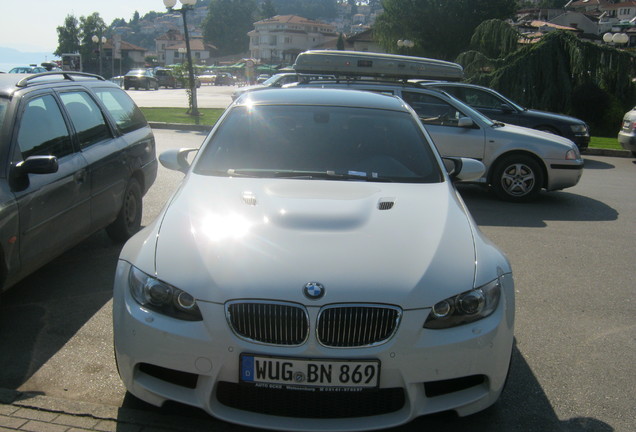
[126,69,147,76]
[262,74,283,86]
[195,105,443,183]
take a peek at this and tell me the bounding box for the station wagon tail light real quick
[424,279,501,329]
[128,266,202,321]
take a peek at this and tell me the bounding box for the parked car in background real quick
[214,72,235,86]
[421,82,590,151]
[256,73,271,83]
[0,71,157,295]
[113,87,515,431]
[231,72,301,100]
[198,73,216,85]
[155,68,180,88]
[124,69,159,90]
[618,106,636,157]
[291,51,584,202]
[9,66,48,74]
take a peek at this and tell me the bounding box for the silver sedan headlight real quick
[424,279,501,329]
[128,266,202,321]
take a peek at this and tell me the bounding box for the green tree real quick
[270,0,337,20]
[54,15,81,56]
[373,0,517,61]
[203,0,257,56]
[79,12,107,75]
[458,30,636,136]
[259,0,277,19]
[337,33,345,50]
[469,19,519,59]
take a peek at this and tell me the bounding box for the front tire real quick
[491,155,543,202]
[107,178,143,243]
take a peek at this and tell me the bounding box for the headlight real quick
[424,279,501,329]
[128,266,202,321]
[570,124,588,135]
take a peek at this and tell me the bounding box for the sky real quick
[1,0,167,54]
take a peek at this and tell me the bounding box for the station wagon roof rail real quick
[292,50,464,82]
[15,71,106,88]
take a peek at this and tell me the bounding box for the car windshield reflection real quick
[194,105,442,183]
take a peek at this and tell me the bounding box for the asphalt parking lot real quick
[0,87,634,431]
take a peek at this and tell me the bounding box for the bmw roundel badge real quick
[303,282,325,300]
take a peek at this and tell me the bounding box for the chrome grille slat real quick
[226,301,309,346]
[317,305,401,348]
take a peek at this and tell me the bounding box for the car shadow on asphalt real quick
[0,231,121,390]
[112,340,613,432]
[456,185,618,228]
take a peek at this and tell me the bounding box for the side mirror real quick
[159,148,198,174]
[457,116,475,128]
[443,157,485,182]
[11,155,59,191]
[15,155,59,175]
[500,103,514,114]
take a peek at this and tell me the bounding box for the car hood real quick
[494,123,578,150]
[149,176,478,308]
[523,108,586,126]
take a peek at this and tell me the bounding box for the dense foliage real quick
[54,15,81,57]
[202,0,257,57]
[457,28,636,136]
[373,0,517,61]
[269,0,338,20]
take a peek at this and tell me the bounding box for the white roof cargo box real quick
[293,50,463,81]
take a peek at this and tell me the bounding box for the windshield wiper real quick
[226,169,394,182]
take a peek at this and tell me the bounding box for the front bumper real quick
[618,131,636,153]
[113,261,514,432]
[546,159,584,191]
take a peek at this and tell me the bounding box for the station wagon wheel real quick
[106,178,143,242]
[491,155,543,202]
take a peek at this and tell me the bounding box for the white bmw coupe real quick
[113,88,515,431]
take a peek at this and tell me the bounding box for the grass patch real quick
[140,107,225,126]
[589,136,620,150]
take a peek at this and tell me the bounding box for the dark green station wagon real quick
[0,71,157,293]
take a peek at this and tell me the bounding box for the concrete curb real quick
[148,123,633,158]
[149,122,212,132]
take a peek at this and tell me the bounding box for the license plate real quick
[240,354,380,390]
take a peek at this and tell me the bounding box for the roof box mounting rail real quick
[292,50,463,82]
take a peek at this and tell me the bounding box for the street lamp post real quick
[603,32,629,46]
[163,0,200,116]
[92,34,107,76]
[397,39,414,54]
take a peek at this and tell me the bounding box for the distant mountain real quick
[0,46,58,70]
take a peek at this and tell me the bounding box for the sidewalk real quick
[0,389,231,432]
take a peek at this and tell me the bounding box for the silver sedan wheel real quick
[500,162,536,197]
[492,154,543,202]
